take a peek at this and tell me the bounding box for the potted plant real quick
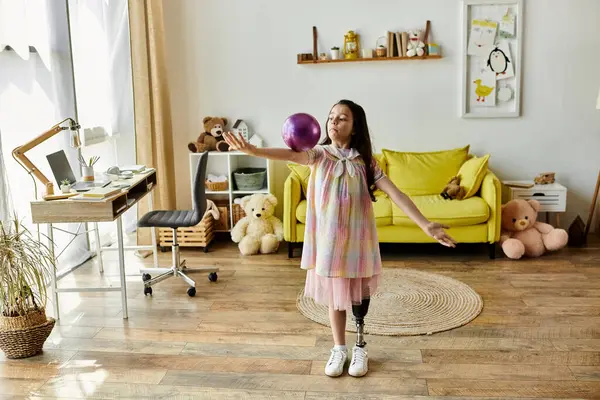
[60,179,71,194]
[330,46,340,60]
[0,216,56,359]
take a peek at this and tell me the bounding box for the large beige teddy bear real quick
[500,199,568,259]
[231,194,283,255]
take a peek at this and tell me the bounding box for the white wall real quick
[163,0,600,231]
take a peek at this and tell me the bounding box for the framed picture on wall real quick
[461,0,523,118]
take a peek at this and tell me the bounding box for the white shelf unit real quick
[189,151,272,231]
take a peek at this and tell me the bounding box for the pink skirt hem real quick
[303,268,380,311]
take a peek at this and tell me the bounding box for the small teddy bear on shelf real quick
[500,199,568,259]
[441,176,466,200]
[188,116,230,153]
[406,29,426,57]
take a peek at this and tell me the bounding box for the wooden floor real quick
[2,235,600,399]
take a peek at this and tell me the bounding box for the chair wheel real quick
[208,272,218,282]
[187,287,196,297]
[144,287,152,296]
[203,246,208,253]
[142,273,151,282]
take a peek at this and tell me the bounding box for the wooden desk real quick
[31,169,159,320]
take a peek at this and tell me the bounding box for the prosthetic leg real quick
[352,298,370,348]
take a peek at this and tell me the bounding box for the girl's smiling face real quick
[327,104,353,147]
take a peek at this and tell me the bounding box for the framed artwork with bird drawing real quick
[461,0,523,118]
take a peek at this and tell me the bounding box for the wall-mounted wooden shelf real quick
[297,55,441,65]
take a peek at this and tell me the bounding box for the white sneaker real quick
[324,347,347,377]
[348,345,368,377]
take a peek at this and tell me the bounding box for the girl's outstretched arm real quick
[375,177,457,248]
[223,132,309,165]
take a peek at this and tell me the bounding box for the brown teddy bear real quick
[441,176,466,200]
[500,199,568,259]
[188,116,230,152]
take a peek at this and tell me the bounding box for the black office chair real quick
[138,151,218,297]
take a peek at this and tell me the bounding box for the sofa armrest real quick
[284,173,302,242]
[480,170,502,243]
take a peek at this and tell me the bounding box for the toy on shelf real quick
[406,29,426,57]
[231,194,283,256]
[500,199,568,259]
[188,116,229,153]
[534,172,555,185]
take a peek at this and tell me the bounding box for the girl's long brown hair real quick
[321,99,377,201]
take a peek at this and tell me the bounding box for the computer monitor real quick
[46,150,107,191]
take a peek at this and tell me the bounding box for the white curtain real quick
[0,132,13,224]
[0,0,91,269]
[68,0,138,240]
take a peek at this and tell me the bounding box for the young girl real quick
[223,100,456,378]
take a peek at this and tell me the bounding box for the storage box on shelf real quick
[189,151,272,232]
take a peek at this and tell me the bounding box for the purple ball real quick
[282,113,321,152]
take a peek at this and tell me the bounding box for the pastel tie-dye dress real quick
[301,144,385,311]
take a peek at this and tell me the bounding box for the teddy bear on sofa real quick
[500,199,568,259]
[231,193,283,256]
[188,116,230,153]
[441,175,466,200]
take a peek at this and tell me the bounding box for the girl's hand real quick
[424,222,457,248]
[223,131,256,155]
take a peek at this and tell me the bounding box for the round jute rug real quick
[296,268,483,336]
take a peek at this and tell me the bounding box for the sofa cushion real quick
[392,195,489,227]
[457,154,490,198]
[295,194,392,226]
[382,145,470,196]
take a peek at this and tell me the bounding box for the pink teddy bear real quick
[500,199,568,259]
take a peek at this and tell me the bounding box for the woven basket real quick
[232,203,246,226]
[233,168,266,191]
[0,309,55,359]
[0,308,47,331]
[205,180,228,191]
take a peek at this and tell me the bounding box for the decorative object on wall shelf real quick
[461,0,523,118]
[406,29,426,57]
[375,36,387,57]
[298,22,442,65]
[330,46,340,60]
[343,30,360,59]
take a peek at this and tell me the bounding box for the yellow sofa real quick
[283,145,502,259]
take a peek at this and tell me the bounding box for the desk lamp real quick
[12,118,81,200]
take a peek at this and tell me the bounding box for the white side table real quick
[503,181,567,227]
